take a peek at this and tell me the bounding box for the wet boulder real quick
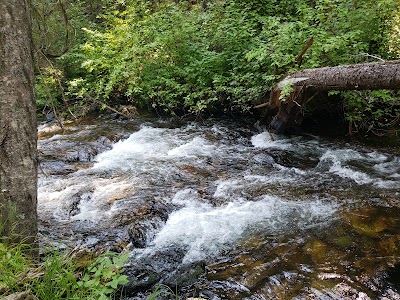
[162,262,206,288]
[65,137,113,162]
[304,239,348,267]
[55,186,93,219]
[125,198,172,248]
[65,145,99,162]
[39,161,76,175]
[128,221,161,248]
[345,208,390,237]
[39,134,112,164]
[122,265,161,294]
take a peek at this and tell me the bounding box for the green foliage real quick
[0,202,17,239]
[32,0,114,118]
[246,0,398,68]
[32,0,400,132]
[147,284,178,300]
[342,90,400,134]
[65,0,267,114]
[35,67,64,115]
[279,81,294,102]
[0,243,129,300]
[388,8,400,57]
[77,252,129,300]
[0,242,30,293]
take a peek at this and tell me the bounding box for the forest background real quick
[1,1,400,298]
[33,0,400,134]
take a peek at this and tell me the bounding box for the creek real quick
[37,115,400,299]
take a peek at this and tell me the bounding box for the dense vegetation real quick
[0,210,129,299]
[0,243,129,299]
[33,0,400,134]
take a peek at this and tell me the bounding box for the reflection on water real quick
[38,116,400,299]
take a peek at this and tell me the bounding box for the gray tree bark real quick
[280,60,400,92]
[0,0,38,248]
[269,60,400,133]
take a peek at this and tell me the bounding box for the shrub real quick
[0,242,129,300]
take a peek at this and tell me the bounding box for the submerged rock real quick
[163,262,206,288]
[36,116,400,299]
[123,265,161,294]
[304,239,349,270]
[39,160,76,175]
[345,208,392,237]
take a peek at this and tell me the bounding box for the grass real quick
[146,285,179,300]
[0,241,129,300]
[0,206,175,299]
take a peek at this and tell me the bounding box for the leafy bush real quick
[35,67,64,116]
[247,0,398,68]
[341,90,400,134]
[34,0,400,132]
[65,1,267,114]
[0,242,129,300]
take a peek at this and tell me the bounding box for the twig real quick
[293,100,302,107]
[254,102,270,109]
[292,36,314,67]
[35,60,64,130]
[356,52,385,62]
[84,93,132,118]
[268,129,275,141]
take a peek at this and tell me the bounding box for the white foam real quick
[251,132,291,150]
[143,193,338,264]
[319,150,400,187]
[319,150,374,184]
[38,174,135,223]
[373,179,400,189]
[38,178,82,217]
[323,149,365,161]
[330,162,374,185]
[213,179,242,199]
[93,126,221,172]
[93,127,174,171]
[243,173,297,184]
[367,151,388,162]
[213,170,303,201]
[167,137,217,157]
[374,157,400,175]
[70,180,134,222]
[273,163,308,176]
[171,189,205,206]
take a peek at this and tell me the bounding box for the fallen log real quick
[268,60,400,133]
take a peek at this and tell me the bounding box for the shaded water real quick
[37,116,400,299]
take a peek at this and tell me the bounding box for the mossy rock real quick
[207,254,265,281]
[345,209,389,237]
[164,263,206,288]
[332,236,353,248]
[304,240,347,268]
[304,240,327,264]
[378,236,400,257]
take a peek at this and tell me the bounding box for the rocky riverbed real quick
[37,115,400,299]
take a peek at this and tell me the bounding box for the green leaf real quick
[113,253,129,268]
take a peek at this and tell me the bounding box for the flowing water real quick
[37,115,400,299]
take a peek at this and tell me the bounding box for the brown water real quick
[37,116,400,299]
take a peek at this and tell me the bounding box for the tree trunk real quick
[269,60,400,133]
[0,0,38,248]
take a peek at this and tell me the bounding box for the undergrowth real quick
[32,0,400,133]
[0,242,129,300]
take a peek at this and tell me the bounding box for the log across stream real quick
[38,115,400,299]
[267,60,400,133]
